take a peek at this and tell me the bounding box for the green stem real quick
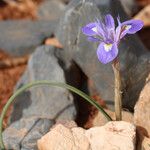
[0,80,112,149]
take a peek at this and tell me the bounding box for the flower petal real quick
[105,14,115,30]
[115,25,121,42]
[82,22,98,36]
[97,42,118,64]
[94,19,106,39]
[115,16,122,42]
[121,19,144,37]
[87,36,100,42]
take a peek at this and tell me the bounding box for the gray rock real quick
[56,0,150,110]
[21,118,54,150]
[60,0,71,4]
[3,117,38,150]
[0,20,57,56]
[10,45,77,123]
[37,0,66,21]
[3,117,54,150]
[120,0,137,16]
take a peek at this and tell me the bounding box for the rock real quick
[10,46,77,123]
[86,121,136,150]
[139,137,150,150]
[56,0,150,110]
[91,109,133,127]
[134,4,150,27]
[60,0,71,4]
[21,118,54,150]
[55,120,77,128]
[134,73,150,137]
[37,0,65,21]
[3,117,54,150]
[136,126,150,150]
[3,117,38,150]
[38,124,89,150]
[0,20,57,56]
[120,0,137,16]
[37,121,136,150]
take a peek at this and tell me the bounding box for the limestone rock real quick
[38,124,89,150]
[134,4,150,27]
[134,73,150,137]
[55,120,77,129]
[140,137,150,150]
[56,0,150,110]
[86,121,136,150]
[91,109,133,127]
[136,126,150,150]
[37,121,136,150]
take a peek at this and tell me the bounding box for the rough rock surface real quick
[10,46,77,123]
[37,121,136,150]
[120,0,137,16]
[60,0,71,4]
[3,117,54,150]
[136,126,150,150]
[37,0,65,21]
[134,73,150,137]
[0,20,57,56]
[91,109,133,127]
[56,0,150,110]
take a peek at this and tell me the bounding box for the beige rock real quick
[92,109,133,127]
[55,120,77,129]
[134,4,150,27]
[37,124,90,150]
[37,121,136,150]
[86,121,136,150]
[137,126,150,150]
[140,137,150,150]
[134,73,150,137]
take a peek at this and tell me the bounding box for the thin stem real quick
[112,59,122,121]
[0,80,112,149]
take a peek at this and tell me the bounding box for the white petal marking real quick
[104,44,112,52]
[92,27,98,33]
[125,25,132,30]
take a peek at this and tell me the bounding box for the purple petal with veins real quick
[121,19,144,38]
[115,17,122,42]
[87,36,101,42]
[97,42,118,64]
[82,22,98,36]
[95,20,105,39]
[81,14,143,64]
[105,14,115,30]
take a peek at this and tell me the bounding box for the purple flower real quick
[82,14,144,64]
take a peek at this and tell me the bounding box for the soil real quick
[0,0,43,20]
[0,50,26,128]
